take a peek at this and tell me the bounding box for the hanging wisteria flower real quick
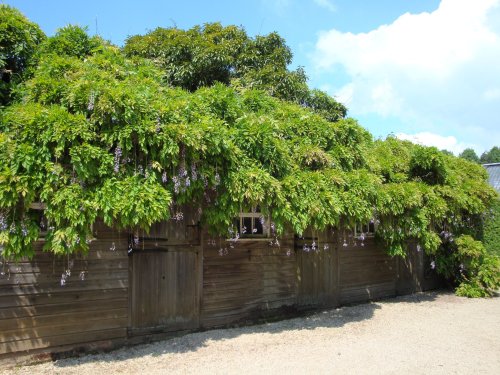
[162,171,168,183]
[185,176,191,187]
[430,261,436,269]
[79,271,86,281]
[214,172,220,186]
[172,176,180,194]
[0,214,7,231]
[191,164,198,181]
[172,212,184,221]
[21,223,28,237]
[416,244,421,252]
[60,273,67,286]
[114,146,122,173]
[87,91,95,111]
[133,234,140,246]
[218,247,228,256]
[286,249,291,257]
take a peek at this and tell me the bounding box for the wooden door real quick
[130,249,200,333]
[296,231,338,308]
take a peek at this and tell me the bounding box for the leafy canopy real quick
[0,15,498,297]
[459,148,480,163]
[124,23,347,122]
[480,146,500,164]
[0,4,45,105]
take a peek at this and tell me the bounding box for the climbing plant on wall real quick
[0,9,498,296]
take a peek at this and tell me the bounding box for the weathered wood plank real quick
[129,250,199,331]
[0,298,127,322]
[0,288,127,309]
[0,327,127,354]
[0,309,127,338]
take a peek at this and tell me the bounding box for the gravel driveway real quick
[3,291,500,375]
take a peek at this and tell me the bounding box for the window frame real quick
[234,206,271,239]
[354,220,377,239]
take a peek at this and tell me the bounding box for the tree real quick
[124,23,346,121]
[37,25,102,59]
[459,148,480,163]
[0,4,45,105]
[480,146,500,164]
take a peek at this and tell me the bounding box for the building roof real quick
[483,163,500,192]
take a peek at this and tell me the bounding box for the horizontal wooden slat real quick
[0,310,127,341]
[0,298,127,321]
[0,288,127,309]
[0,327,127,354]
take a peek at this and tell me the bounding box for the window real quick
[354,220,376,239]
[234,206,270,238]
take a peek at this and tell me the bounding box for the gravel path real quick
[3,292,500,375]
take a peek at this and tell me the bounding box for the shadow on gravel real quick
[52,291,441,368]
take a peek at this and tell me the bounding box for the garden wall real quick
[0,221,440,361]
[0,221,129,357]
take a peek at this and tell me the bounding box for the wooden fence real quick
[0,221,440,360]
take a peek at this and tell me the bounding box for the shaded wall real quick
[0,221,128,356]
[1,221,440,360]
[200,233,297,328]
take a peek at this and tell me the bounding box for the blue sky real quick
[4,0,500,154]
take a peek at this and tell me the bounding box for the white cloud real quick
[396,132,476,155]
[312,0,500,152]
[313,0,336,13]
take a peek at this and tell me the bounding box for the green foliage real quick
[0,12,497,298]
[480,146,500,164]
[0,4,46,105]
[124,23,346,121]
[450,236,500,297]
[37,25,102,59]
[459,148,480,163]
[483,198,500,257]
[409,146,447,185]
